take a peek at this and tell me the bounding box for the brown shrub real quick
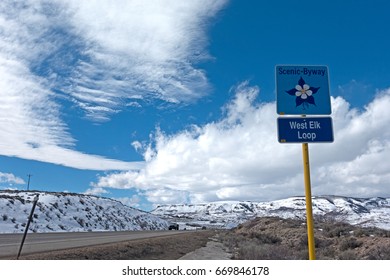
[218,217,390,260]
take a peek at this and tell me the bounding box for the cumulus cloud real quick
[93,83,390,205]
[84,187,109,196]
[116,195,142,208]
[0,172,25,185]
[0,0,225,169]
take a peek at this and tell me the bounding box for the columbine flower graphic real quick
[286,77,320,109]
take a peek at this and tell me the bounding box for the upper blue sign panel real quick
[276,65,331,115]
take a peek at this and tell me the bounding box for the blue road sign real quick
[276,65,331,115]
[277,117,334,143]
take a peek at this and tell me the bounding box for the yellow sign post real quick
[302,142,316,260]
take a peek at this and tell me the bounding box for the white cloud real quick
[84,186,109,196]
[0,172,25,185]
[116,195,142,208]
[0,55,143,170]
[94,83,390,204]
[0,0,226,169]
[62,0,227,120]
[144,188,190,207]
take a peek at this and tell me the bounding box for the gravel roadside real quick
[16,230,222,260]
[179,237,232,260]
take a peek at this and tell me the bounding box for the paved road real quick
[0,230,188,259]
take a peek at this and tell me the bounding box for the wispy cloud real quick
[93,84,390,204]
[0,0,226,169]
[0,1,140,170]
[61,0,227,120]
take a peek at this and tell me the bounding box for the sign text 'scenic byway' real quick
[278,67,326,77]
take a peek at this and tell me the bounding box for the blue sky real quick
[1,0,390,211]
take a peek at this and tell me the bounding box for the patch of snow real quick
[0,190,169,233]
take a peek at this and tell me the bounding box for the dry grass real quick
[218,217,390,260]
[18,230,215,260]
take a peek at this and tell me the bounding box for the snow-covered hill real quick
[2,191,389,233]
[152,196,390,230]
[0,190,169,233]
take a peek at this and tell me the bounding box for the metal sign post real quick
[302,142,316,260]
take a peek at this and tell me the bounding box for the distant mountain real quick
[2,191,389,233]
[0,190,169,233]
[151,196,390,230]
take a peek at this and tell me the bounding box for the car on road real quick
[168,223,179,230]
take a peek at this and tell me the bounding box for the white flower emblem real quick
[286,77,320,109]
[295,84,312,99]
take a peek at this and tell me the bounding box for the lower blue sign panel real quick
[277,117,334,143]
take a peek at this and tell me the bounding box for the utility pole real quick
[17,194,39,259]
[27,174,32,191]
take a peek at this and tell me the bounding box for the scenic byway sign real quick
[275,65,334,260]
[277,116,334,143]
[276,65,334,144]
[276,65,331,115]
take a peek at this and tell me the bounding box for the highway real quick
[0,230,189,259]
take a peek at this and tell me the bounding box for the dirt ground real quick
[18,230,221,260]
[179,235,232,260]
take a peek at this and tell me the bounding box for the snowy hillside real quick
[152,196,390,230]
[0,190,169,233]
[152,201,258,229]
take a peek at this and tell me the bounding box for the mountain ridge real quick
[2,191,389,233]
[151,195,390,230]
